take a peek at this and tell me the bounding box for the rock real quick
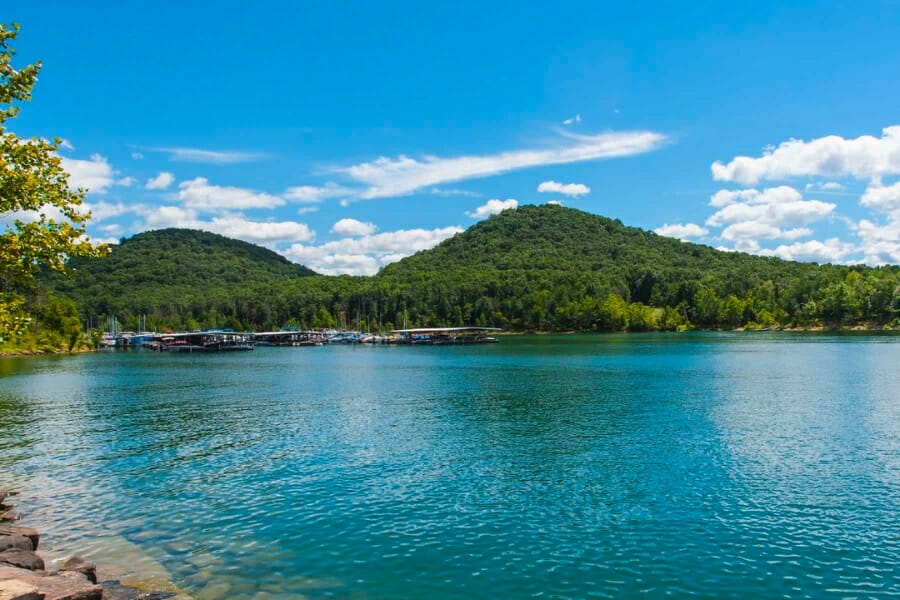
[0,536,33,553]
[0,511,20,523]
[100,581,175,600]
[0,528,39,551]
[0,568,101,600]
[0,492,7,505]
[0,579,44,600]
[0,549,44,571]
[57,558,96,585]
[0,565,37,581]
[33,573,102,600]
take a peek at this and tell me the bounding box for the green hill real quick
[374,204,897,330]
[47,207,899,332]
[51,228,318,329]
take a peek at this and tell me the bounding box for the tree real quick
[0,23,105,340]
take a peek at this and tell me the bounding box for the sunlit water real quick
[1,333,899,599]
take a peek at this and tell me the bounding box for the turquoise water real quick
[1,333,899,599]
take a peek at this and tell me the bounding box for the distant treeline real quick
[45,206,899,335]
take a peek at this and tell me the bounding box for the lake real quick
[1,333,899,599]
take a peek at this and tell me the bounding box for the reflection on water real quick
[1,334,899,599]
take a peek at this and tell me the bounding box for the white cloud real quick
[705,187,835,228]
[428,187,481,198]
[204,216,314,244]
[284,226,463,275]
[709,185,802,208]
[61,154,116,193]
[131,152,144,160]
[136,205,314,244]
[149,147,266,164]
[298,206,320,215]
[117,176,136,187]
[860,180,900,214]
[759,238,856,263]
[546,200,563,206]
[856,217,900,265]
[654,223,709,241]
[176,177,284,211]
[83,201,130,222]
[338,129,667,199]
[537,180,591,197]
[145,171,175,190]
[331,218,377,237]
[712,125,900,185]
[284,182,353,203]
[466,198,518,219]
[563,114,582,125]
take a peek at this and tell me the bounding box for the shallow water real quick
[1,333,899,599]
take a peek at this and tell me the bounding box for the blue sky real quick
[7,1,900,273]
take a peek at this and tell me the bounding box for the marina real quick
[96,326,503,352]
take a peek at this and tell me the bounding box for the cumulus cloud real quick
[705,187,835,228]
[466,198,518,219]
[82,201,130,222]
[805,181,846,192]
[61,154,117,193]
[331,218,377,237]
[285,226,463,275]
[758,239,856,263]
[654,223,709,241]
[176,177,284,211]
[284,182,353,203]
[537,180,591,197]
[147,146,267,164]
[856,217,900,265]
[860,179,900,214]
[337,129,667,199]
[145,171,175,190]
[712,125,900,185]
[136,205,314,244]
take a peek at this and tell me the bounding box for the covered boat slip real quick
[390,327,501,345]
[152,331,254,352]
[251,330,328,346]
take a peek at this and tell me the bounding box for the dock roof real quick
[390,327,501,334]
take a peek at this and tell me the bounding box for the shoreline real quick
[0,325,896,358]
[0,489,190,599]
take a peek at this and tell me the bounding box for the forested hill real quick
[50,229,317,327]
[375,204,898,330]
[382,204,807,279]
[46,207,899,332]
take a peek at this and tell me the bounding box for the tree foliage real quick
[46,206,900,334]
[0,23,105,346]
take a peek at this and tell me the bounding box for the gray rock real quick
[0,579,44,600]
[0,528,39,551]
[0,536,33,553]
[0,549,44,571]
[57,558,95,585]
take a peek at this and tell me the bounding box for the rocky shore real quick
[0,490,175,600]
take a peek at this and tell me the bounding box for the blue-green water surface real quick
[1,333,899,598]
